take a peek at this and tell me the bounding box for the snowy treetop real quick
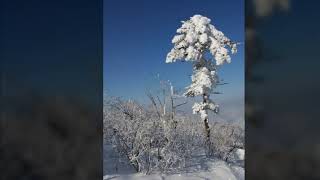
[165,14,239,119]
[166,14,237,66]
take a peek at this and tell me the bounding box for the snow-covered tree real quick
[166,15,238,150]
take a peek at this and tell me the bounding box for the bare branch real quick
[173,101,188,108]
[146,92,161,119]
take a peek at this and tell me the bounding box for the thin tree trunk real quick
[170,96,178,129]
[204,117,210,142]
[203,94,211,148]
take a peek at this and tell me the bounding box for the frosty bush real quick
[104,96,244,173]
[104,96,209,173]
[208,122,244,161]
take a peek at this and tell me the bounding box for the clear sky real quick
[104,0,244,104]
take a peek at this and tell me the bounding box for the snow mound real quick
[104,157,244,180]
[235,149,245,161]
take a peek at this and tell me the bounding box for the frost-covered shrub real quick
[104,97,206,173]
[156,114,204,172]
[104,98,152,172]
[208,122,244,161]
[104,96,244,173]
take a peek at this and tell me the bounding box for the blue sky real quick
[104,0,244,103]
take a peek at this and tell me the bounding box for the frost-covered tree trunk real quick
[202,93,211,144]
[165,15,238,154]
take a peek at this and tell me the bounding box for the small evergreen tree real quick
[166,14,238,151]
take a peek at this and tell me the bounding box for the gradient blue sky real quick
[104,0,244,103]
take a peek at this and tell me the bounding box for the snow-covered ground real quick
[104,143,244,180]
